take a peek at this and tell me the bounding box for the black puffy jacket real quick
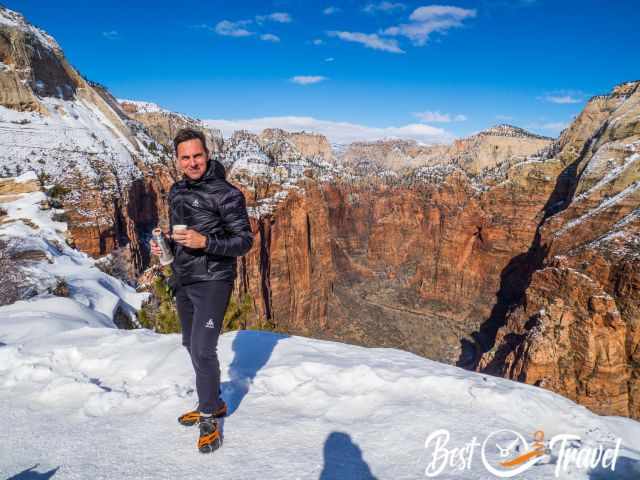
[168,159,253,285]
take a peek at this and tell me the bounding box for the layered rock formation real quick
[447,124,553,174]
[221,83,640,420]
[0,6,175,276]
[268,129,333,162]
[237,156,563,364]
[478,81,640,419]
[338,139,448,172]
[336,125,552,175]
[119,99,223,159]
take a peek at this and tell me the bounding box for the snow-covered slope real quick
[0,98,149,185]
[1,178,639,479]
[0,171,146,323]
[2,323,640,479]
[0,5,166,185]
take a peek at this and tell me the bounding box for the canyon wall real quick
[478,81,640,418]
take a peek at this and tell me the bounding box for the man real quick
[150,128,253,454]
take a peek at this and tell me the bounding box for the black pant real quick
[175,279,233,414]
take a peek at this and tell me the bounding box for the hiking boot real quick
[178,401,228,426]
[197,415,222,454]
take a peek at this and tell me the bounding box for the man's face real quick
[176,138,208,180]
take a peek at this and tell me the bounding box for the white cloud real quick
[102,30,119,40]
[256,12,292,24]
[260,33,280,42]
[312,38,324,45]
[214,13,290,39]
[363,2,406,13]
[327,31,405,53]
[410,5,476,22]
[383,5,476,45]
[538,91,586,104]
[544,96,581,104]
[204,116,453,144]
[414,111,467,123]
[325,57,335,62]
[290,76,327,85]
[215,20,254,37]
[323,6,341,15]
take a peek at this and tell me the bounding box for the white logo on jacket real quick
[205,319,215,328]
[193,199,200,207]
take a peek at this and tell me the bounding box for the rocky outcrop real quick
[118,99,223,158]
[478,81,640,419]
[0,174,39,195]
[260,129,332,162]
[0,8,68,113]
[338,139,448,172]
[336,126,551,175]
[0,6,174,273]
[479,263,630,416]
[448,125,553,174]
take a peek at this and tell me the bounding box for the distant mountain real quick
[337,139,449,172]
[0,8,166,179]
[0,6,174,273]
[447,124,553,174]
[477,124,554,140]
[118,98,224,157]
[333,125,553,175]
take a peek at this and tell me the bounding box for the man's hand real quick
[173,228,207,249]
[150,239,162,257]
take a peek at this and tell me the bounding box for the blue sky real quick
[7,0,639,143]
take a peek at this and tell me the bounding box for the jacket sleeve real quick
[204,188,253,257]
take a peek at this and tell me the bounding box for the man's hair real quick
[173,128,209,156]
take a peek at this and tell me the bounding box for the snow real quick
[117,98,166,114]
[477,124,553,140]
[14,170,38,183]
[116,99,206,132]
[554,180,640,237]
[222,130,337,185]
[0,96,144,185]
[577,207,640,259]
[576,149,640,203]
[2,326,640,479]
[0,186,146,318]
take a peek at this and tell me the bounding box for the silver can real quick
[152,228,174,265]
